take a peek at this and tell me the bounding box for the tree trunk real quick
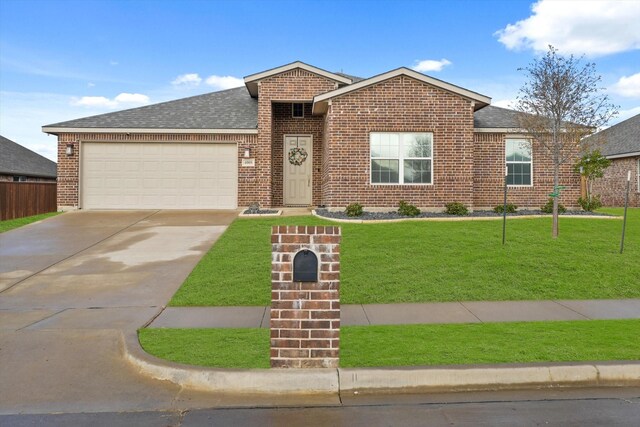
[552,164,559,239]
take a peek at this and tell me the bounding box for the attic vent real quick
[292,103,304,118]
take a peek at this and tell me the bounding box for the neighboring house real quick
[42,61,581,211]
[0,135,57,182]
[585,114,640,207]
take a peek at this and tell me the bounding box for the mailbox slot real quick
[293,249,318,282]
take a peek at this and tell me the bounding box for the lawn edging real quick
[123,330,640,395]
[311,209,621,224]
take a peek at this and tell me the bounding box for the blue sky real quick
[1,0,639,161]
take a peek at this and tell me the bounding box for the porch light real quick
[244,146,251,158]
[66,143,75,156]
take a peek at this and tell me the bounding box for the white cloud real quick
[172,73,202,86]
[492,99,517,109]
[87,82,95,87]
[413,58,452,72]
[610,73,640,98]
[205,75,244,90]
[110,60,119,66]
[614,106,640,124]
[71,92,150,108]
[496,0,640,56]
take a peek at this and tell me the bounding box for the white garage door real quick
[81,142,237,209]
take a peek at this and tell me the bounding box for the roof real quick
[473,105,523,130]
[42,62,525,134]
[43,87,258,133]
[582,114,640,159]
[243,61,353,97]
[313,67,491,114]
[0,135,57,178]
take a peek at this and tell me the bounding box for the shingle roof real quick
[582,114,640,158]
[473,105,522,129]
[42,72,522,132]
[334,72,365,83]
[44,87,258,130]
[0,135,57,178]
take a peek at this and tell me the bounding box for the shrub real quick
[345,203,364,217]
[577,195,602,212]
[494,203,518,214]
[445,202,469,216]
[398,200,421,217]
[541,198,566,214]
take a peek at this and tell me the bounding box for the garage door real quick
[81,142,237,209]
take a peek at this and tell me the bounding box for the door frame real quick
[283,134,313,206]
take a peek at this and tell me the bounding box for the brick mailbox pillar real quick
[270,226,341,368]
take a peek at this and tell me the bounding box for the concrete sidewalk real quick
[148,299,640,328]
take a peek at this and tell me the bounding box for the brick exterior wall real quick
[52,67,586,211]
[272,103,324,206]
[591,156,640,207]
[55,132,257,209]
[473,133,581,209]
[270,226,340,369]
[257,69,338,208]
[322,75,476,208]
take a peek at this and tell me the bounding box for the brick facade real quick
[52,65,584,211]
[591,156,640,207]
[322,75,475,208]
[271,103,324,206]
[55,132,257,209]
[257,69,337,208]
[473,133,581,209]
[270,226,340,369]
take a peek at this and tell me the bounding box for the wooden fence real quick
[0,182,57,220]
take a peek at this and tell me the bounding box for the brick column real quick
[270,226,341,368]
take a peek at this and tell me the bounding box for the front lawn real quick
[0,211,60,233]
[170,208,639,306]
[138,319,640,368]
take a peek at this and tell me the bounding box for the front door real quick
[284,135,312,206]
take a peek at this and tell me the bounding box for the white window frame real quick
[505,138,533,187]
[292,103,304,118]
[369,132,433,186]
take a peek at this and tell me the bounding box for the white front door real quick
[283,135,312,206]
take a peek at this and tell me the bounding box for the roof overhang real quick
[243,61,353,98]
[42,127,258,135]
[473,128,526,133]
[313,67,491,115]
[606,151,640,159]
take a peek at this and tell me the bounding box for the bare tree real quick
[515,46,617,238]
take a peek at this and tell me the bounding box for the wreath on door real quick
[288,147,308,166]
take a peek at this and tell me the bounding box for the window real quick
[292,103,304,118]
[370,132,432,184]
[13,176,27,182]
[637,158,640,193]
[506,139,532,186]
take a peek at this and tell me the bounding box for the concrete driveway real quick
[0,210,285,414]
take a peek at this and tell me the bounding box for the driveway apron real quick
[0,210,237,414]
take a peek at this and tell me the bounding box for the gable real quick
[313,68,490,114]
[244,61,352,98]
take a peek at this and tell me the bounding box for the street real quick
[2,387,639,426]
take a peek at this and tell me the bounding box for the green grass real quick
[138,319,640,368]
[138,328,270,368]
[170,209,640,306]
[0,211,60,233]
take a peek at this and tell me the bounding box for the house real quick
[0,135,57,182]
[586,114,640,207]
[42,61,581,211]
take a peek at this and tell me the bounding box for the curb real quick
[123,332,640,395]
[311,210,621,224]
